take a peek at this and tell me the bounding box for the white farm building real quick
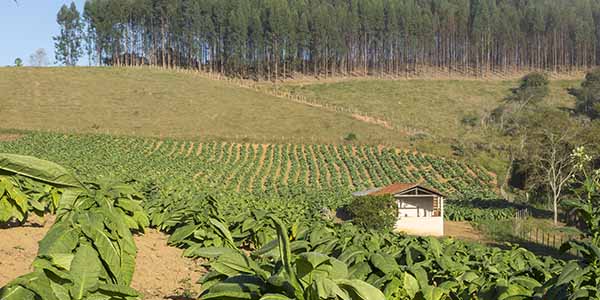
[353,183,445,236]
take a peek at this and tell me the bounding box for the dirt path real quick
[148,140,164,156]
[292,145,301,184]
[178,142,187,156]
[196,143,203,156]
[0,223,204,300]
[185,142,195,157]
[248,144,268,192]
[307,145,322,189]
[300,145,311,186]
[167,141,179,157]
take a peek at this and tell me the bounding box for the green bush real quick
[348,195,397,230]
[568,68,600,119]
[507,72,549,105]
[344,132,357,141]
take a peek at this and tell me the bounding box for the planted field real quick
[0,132,496,197]
[1,154,597,300]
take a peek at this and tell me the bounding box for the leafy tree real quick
[54,2,83,66]
[506,72,550,109]
[348,195,397,230]
[521,110,582,224]
[28,48,49,67]
[568,69,600,120]
[13,58,22,67]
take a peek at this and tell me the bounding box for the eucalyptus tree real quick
[54,2,83,66]
[76,0,600,79]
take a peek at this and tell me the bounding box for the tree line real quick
[56,0,600,79]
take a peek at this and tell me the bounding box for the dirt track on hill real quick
[0,221,204,300]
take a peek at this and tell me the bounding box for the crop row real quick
[145,139,496,197]
[0,133,496,198]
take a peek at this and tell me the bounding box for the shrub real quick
[507,72,549,105]
[348,195,397,230]
[461,112,480,127]
[344,132,357,141]
[568,68,600,119]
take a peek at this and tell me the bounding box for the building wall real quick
[394,217,444,236]
[395,195,444,236]
[397,196,434,217]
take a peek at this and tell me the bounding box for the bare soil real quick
[132,229,205,300]
[444,221,486,243]
[0,217,52,287]
[0,222,205,300]
[0,134,22,142]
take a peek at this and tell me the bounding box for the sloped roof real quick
[353,182,444,197]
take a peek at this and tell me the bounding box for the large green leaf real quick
[0,196,14,222]
[336,279,386,300]
[0,154,81,188]
[202,275,266,300]
[420,285,445,300]
[168,224,199,245]
[403,272,420,299]
[38,224,80,256]
[313,278,351,300]
[81,223,123,284]
[184,246,238,258]
[270,216,303,299]
[7,271,58,300]
[96,283,141,297]
[556,261,580,286]
[69,244,102,300]
[0,285,37,300]
[209,218,236,248]
[259,294,293,300]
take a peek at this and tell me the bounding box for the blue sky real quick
[0,0,86,66]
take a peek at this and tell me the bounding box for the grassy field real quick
[0,67,403,145]
[276,78,577,139]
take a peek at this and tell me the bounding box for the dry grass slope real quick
[0,67,403,145]
[276,78,578,140]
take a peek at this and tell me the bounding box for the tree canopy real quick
[54,2,83,66]
[72,0,600,79]
[569,68,600,120]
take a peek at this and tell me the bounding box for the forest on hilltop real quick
[63,0,600,79]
